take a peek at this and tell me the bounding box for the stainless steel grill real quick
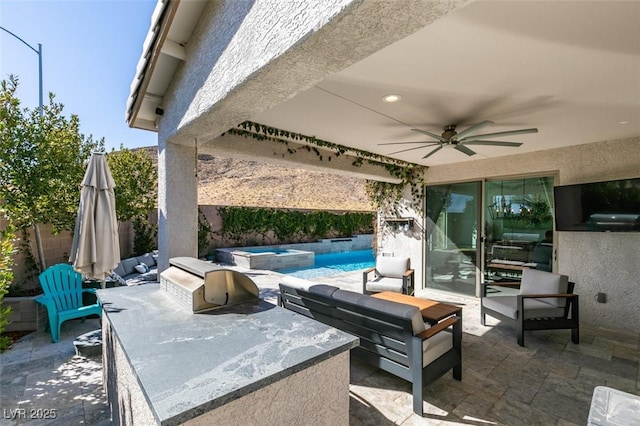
[160,257,259,313]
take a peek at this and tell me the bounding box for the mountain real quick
[140,147,374,211]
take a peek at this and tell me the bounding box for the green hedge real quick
[217,207,374,244]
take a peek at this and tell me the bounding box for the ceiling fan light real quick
[382,94,401,103]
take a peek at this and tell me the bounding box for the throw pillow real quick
[110,273,127,286]
[134,263,149,274]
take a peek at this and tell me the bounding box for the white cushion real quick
[280,275,315,291]
[134,263,149,274]
[375,256,409,278]
[519,269,568,308]
[365,276,403,293]
[422,330,453,367]
[482,295,565,320]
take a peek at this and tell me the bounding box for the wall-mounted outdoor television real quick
[553,177,640,232]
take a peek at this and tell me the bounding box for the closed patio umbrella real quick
[69,153,120,286]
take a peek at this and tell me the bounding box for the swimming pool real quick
[277,249,375,279]
[242,247,290,254]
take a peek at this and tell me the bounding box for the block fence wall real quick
[2,205,373,290]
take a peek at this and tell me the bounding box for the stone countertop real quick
[97,284,358,425]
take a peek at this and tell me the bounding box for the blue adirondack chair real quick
[35,264,102,343]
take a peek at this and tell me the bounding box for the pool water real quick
[277,249,375,279]
[242,247,291,254]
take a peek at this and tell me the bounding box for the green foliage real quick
[107,146,157,223]
[0,76,104,231]
[217,206,374,245]
[132,216,157,257]
[0,76,103,269]
[518,198,553,227]
[9,228,40,292]
[0,226,17,351]
[225,121,426,213]
[198,209,213,257]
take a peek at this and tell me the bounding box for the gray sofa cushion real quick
[307,284,340,298]
[519,268,569,308]
[113,263,126,277]
[125,271,158,286]
[121,258,140,276]
[136,253,156,268]
[331,289,425,335]
[482,295,565,320]
[113,252,159,285]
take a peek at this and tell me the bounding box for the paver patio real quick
[1,267,638,425]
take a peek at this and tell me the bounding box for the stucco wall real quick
[423,136,640,331]
[1,218,133,291]
[377,186,424,290]
[185,352,350,426]
[158,0,470,146]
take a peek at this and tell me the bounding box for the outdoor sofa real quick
[278,277,461,416]
[110,251,158,286]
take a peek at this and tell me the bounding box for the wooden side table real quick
[371,291,462,325]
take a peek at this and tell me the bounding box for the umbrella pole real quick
[100,279,106,289]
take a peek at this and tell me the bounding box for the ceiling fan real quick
[379,120,538,159]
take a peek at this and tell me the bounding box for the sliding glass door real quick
[425,176,555,297]
[425,182,481,297]
[484,176,554,284]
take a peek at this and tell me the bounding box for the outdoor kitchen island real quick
[98,283,359,426]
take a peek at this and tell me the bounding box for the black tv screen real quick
[554,177,640,232]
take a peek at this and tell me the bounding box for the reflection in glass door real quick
[425,182,481,297]
[484,177,554,284]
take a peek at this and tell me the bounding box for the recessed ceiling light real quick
[382,94,401,103]
[619,121,629,125]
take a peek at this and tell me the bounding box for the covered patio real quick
[127,0,640,336]
[2,268,638,425]
[118,0,640,422]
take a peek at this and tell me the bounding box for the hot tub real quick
[216,246,315,270]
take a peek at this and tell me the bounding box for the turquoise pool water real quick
[277,249,375,279]
[242,247,291,254]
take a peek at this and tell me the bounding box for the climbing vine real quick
[224,121,426,214]
[217,207,374,245]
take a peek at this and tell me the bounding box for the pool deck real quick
[1,265,639,425]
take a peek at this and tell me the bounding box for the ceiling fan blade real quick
[460,128,538,142]
[455,144,476,156]
[378,141,438,146]
[411,128,446,142]
[388,143,441,156]
[462,140,523,147]
[422,145,444,159]
[453,120,494,140]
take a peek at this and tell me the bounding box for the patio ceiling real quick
[129,0,640,168]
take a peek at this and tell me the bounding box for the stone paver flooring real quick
[1,267,638,425]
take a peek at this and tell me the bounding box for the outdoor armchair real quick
[36,263,102,343]
[363,255,414,295]
[480,268,579,346]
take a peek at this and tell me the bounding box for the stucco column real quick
[157,138,198,272]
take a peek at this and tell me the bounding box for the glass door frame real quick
[424,180,483,297]
[424,174,557,298]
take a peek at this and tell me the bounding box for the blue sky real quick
[1,0,158,151]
